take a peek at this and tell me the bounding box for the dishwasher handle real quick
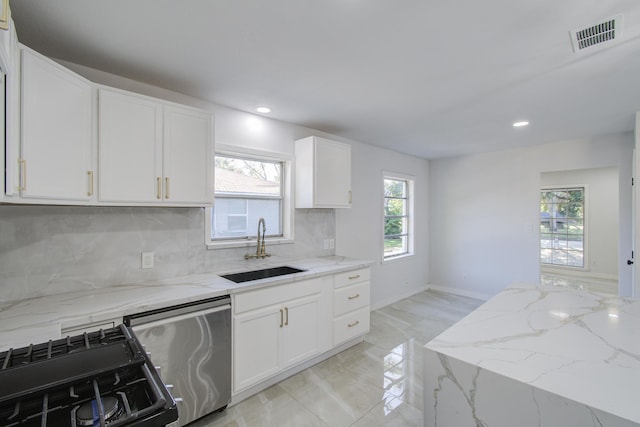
[124,295,230,327]
[130,304,230,331]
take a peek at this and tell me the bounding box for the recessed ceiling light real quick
[256,106,271,114]
[513,121,529,128]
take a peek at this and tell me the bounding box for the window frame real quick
[382,172,415,262]
[539,185,588,271]
[205,144,294,250]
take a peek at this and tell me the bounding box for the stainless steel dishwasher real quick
[124,295,231,426]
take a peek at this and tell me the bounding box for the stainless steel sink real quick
[220,266,306,283]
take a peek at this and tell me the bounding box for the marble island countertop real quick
[423,282,640,427]
[0,256,372,352]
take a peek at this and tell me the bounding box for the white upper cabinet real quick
[163,105,212,204]
[20,47,94,201]
[98,88,213,206]
[295,136,351,208]
[98,89,162,203]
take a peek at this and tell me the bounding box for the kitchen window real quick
[206,147,293,247]
[383,174,414,260]
[540,187,585,268]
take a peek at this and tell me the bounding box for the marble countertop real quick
[0,256,372,352]
[425,282,640,424]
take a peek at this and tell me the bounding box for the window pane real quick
[215,155,281,196]
[213,198,248,238]
[384,179,406,198]
[383,176,411,259]
[384,216,407,237]
[384,198,406,216]
[540,187,584,268]
[213,198,281,239]
[384,235,407,257]
[213,153,285,241]
[247,199,281,236]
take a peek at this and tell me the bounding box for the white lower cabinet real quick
[232,267,371,396]
[232,276,331,393]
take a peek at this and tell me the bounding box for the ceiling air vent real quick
[570,14,623,53]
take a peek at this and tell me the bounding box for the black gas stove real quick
[0,325,178,427]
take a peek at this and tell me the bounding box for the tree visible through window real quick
[540,187,585,268]
[213,154,283,240]
[384,177,410,259]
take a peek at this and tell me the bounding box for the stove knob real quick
[155,366,161,377]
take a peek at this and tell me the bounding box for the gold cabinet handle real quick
[19,159,26,191]
[279,309,284,328]
[348,320,360,328]
[87,171,94,196]
[284,307,289,326]
[348,294,360,300]
[156,177,161,199]
[165,177,170,199]
[348,274,360,280]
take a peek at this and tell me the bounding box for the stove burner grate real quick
[0,325,177,427]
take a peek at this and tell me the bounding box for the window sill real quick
[382,252,414,264]
[206,237,294,250]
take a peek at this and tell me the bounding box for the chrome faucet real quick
[245,217,271,259]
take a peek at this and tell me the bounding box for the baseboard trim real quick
[426,284,492,302]
[370,284,429,311]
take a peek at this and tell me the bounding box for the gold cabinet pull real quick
[348,294,360,300]
[348,274,360,280]
[19,159,27,192]
[165,177,170,199]
[284,307,289,326]
[279,309,284,328]
[156,177,161,199]
[348,320,360,328]
[87,171,94,196]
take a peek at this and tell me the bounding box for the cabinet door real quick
[314,138,351,207]
[21,49,93,201]
[163,105,212,204]
[233,305,281,392]
[281,293,322,368]
[98,89,162,202]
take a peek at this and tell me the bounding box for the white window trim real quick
[382,171,415,263]
[206,144,295,250]
[539,184,589,272]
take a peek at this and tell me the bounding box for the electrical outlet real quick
[329,239,335,249]
[323,239,329,250]
[141,252,154,269]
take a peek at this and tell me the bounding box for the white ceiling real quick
[10,1,640,159]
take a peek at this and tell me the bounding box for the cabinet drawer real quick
[334,268,370,288]
[233,276,329,314]
[333,307,370,346]
[334,282,370,316]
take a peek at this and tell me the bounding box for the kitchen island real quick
[423,282,640,427]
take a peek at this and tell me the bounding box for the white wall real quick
[541,167,619,279]
[335,142,430,309]
[429,133,634,299]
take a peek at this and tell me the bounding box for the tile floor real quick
[192,290,484,427]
